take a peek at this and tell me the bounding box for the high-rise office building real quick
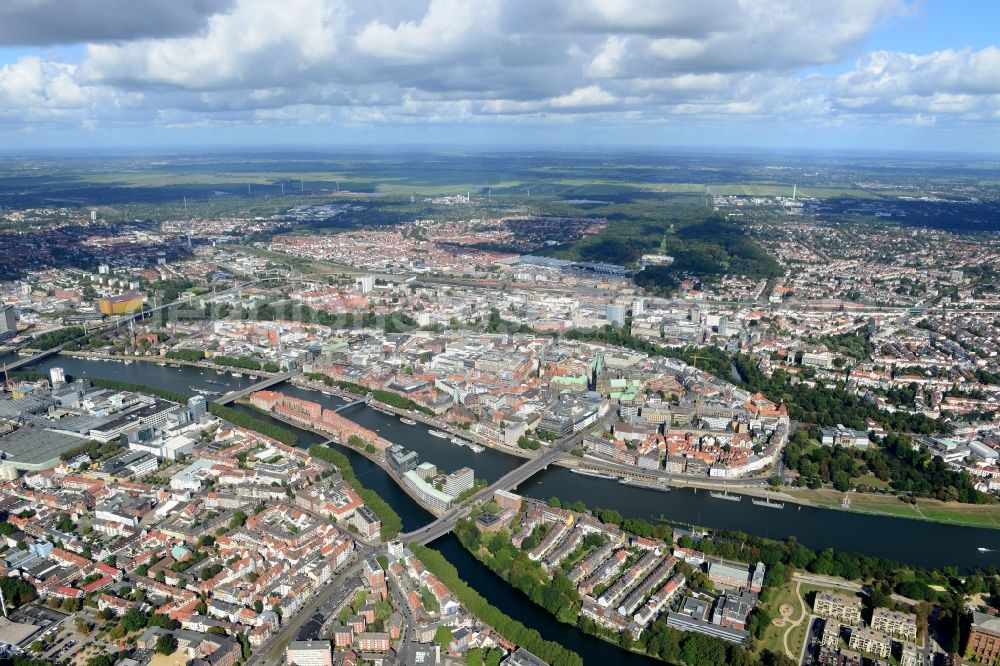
[0,306,18,342]
[187,395,207,422]
[606,304,626,326]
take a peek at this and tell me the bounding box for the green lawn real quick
[757,581,803,657]
[783,488,1000,529]
[919,506,1000,528]
[850,473,892,490]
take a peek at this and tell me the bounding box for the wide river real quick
[21,355,1000,571]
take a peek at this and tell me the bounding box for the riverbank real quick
[60,349,283,379]
[782,487,1000,529]
[8,354,1000,567]
[550,454,1000,531]
[521,467,1000,571]
[290,375,536,461]
[305,444,402,540]
[18,350,1000,533]
[47,353,998,532]
[411,543,585,666]
[258,402,448,518]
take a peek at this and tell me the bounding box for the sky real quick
[1,0,1000,152]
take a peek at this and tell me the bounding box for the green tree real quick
[120,608,147,633]
[434,626,453,647]
[155,634,178,655]
[56,514,74,532]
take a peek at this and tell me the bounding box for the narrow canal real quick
[431,532,660,665]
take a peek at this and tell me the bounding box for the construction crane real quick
[688,353,708,370]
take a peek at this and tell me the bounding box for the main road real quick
[246,547,372,666]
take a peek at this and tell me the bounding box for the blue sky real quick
[868,1,998,52]
[1,0,999,152]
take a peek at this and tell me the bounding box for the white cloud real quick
[0,56,89,110]
[3,0,1000,140]
[549,85,616,109]
[586,36,629,78]
[81,0,347,90]
[355,0,499,65]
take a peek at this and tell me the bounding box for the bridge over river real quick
[213,371,297,405]
[401,446,562,545]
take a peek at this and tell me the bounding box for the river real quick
[21,355,1000,571]
[517,467,1000,571]
[276,383,524,484]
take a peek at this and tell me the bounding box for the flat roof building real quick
[848,627,890,659]
[0,427,87,471]
[870,607,917,642]
[502,648,549,666]
[403,470,452,512]
[813,592,862,626]
[969,611,1000,665]
[286,640,332,666]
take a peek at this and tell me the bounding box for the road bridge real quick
[333,395,370,413]
[214,371,297,405]
[400,446,562,546]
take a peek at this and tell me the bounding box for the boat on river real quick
[428,429,449,439]
[979,547,994,553]
[571,469,618,480]
[400,417,417,425]
[448,436,485,453]
[620,478,670,492]
[752,497,785,509]
[709,490,741,502]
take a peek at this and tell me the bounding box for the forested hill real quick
[536,212,781,295]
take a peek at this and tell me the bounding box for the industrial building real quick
[97,291,146,315]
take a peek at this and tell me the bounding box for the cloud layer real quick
[2,0,999,144]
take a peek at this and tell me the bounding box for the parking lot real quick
[36,616,85,664]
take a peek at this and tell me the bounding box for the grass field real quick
[850,473,892,491]
[757,581,804,657]
[783,488,1000,528]
[707,184,904,199]
[2,161,936,202]
[74,169,925,200]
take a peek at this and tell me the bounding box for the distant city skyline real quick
[1,0,999,152]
